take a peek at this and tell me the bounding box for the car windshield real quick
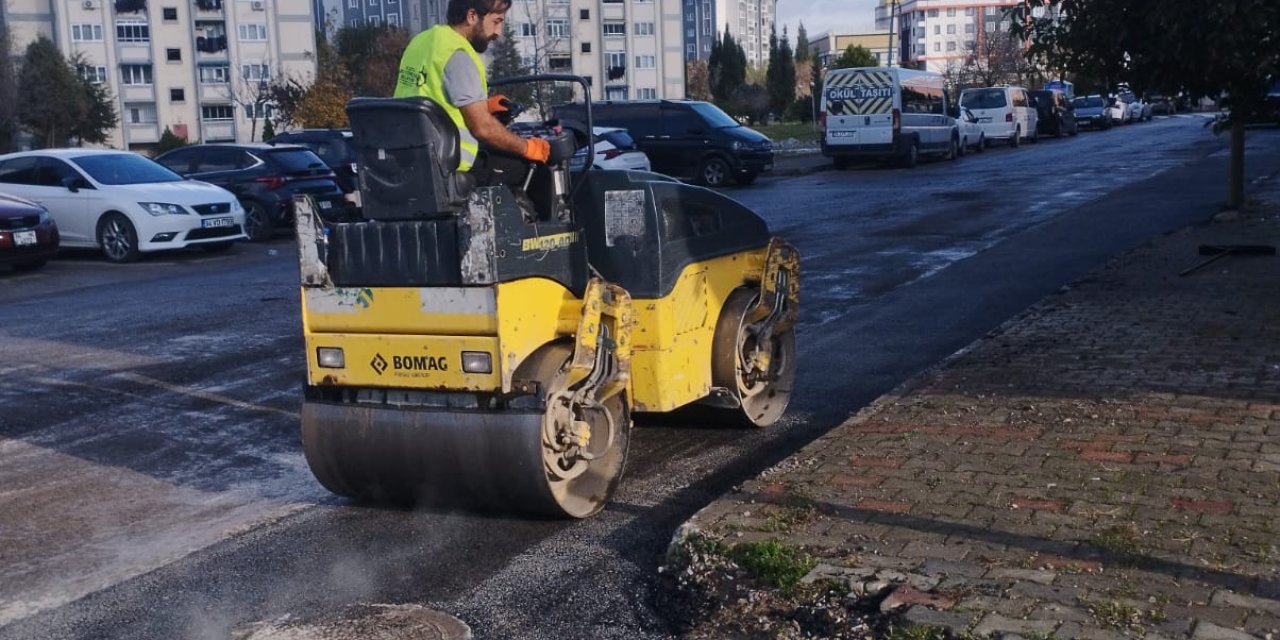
[72,153,184,185]
[960,89,1007,109]
[264,148,328,172]
[689,102,740,128]
[1074,96,1105,108]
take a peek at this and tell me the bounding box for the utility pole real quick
[886,0,899,67]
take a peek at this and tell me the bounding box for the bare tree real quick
[952,25,1034,90]
[224,58,273,141]
[507,0,573,116]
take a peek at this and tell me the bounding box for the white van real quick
[820,67,959,169]
[958,86,1039,147]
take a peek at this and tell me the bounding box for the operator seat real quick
[346,97,474,220]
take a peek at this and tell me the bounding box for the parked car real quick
[958,86,1038,147]
[0,150,245,263]
[1029,89,1079,137]
[1146,93,1175,115]
[1121,93,1151,122]
[553,100,773,187]
[267,129,359,195]
[1072,95,1113,129]
[955,107,986,155]
[1108,94,1131,124]
[569,126,652,172]
[0,192,59,271]
[155,143,355,242]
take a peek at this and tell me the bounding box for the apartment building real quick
[875,0,1017,72]
[338,0,405,27]
[2,0,317,151]
[405,0,445,33]
[807,31,894,68]
[681,0,775,67]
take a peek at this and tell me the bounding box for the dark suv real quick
[1029,89,1079,137]
[155,143,354,241]
[267,129,359,195]
[553,100,773,187]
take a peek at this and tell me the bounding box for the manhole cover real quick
[235,604,471,640]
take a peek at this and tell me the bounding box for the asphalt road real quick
[2,116,1276,640]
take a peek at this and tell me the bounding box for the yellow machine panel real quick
[304,333,502,390]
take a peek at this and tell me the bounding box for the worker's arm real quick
[460,102,535,157]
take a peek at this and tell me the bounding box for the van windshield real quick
[961,89,1008,109]
[689,102,740,128]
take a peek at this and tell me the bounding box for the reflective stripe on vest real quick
[394,25,487,171]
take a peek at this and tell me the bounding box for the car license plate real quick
[319,200,333,209]
[202,217,234,228]
[978,117,992,123]
[14,230,36,246]
[829,131,856,138]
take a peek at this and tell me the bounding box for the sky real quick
[776,0,881,41]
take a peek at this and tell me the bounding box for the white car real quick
[569,127,651,172]
[0,149,245,262]
[1109,95,1131,124]
[955,107,986,155]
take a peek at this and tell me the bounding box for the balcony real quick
[193,0,223,12]
[126,121,160,144]
[114,0,145,13]
[198,83,228,102]
[201,120,235,142]
[120,84,155,101]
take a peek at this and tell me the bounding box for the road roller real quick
[294,75,799,518]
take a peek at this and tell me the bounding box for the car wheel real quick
[200,241,235,253]
[947,134,959,161]
[98,213,141,263]
[13,260,47,271]
[241,200,274,242]
[900,139,919,168]
[957,136,967,157]
[698,156,731,188]
[1068,122,1079,136]
[1010,126,1021,148]
[976,134,986,152]
[1029,126,1039,144]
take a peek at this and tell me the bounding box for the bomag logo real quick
[521,231,580,252]
[370,353,449,375]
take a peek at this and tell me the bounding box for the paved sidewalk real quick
[674,177,1280,638]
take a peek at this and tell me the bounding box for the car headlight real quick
[38,209,52,224]
[139,202,189,216]
[731,140,743,150]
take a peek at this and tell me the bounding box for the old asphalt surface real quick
[677,144,1280,639]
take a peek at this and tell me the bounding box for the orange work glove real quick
[487,94,512,115]
[524,137,551,163]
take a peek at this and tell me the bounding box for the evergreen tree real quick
[795,23,810,63]
[707,34,724,100]
[487,22,534,109]
[260,117,276,141]
[831,45,879,70]
[0,27,18,152]
[766,26,795,117]
[157,126,189,154]
[68,52,117,145]
[18,37,88,148]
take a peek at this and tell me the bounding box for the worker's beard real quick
[468,23,495,53]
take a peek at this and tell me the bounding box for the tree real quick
[70,65,118,145]
[157,126,190,154]
[507,0,572,116]
[686,60,712,100]
[224,60,273,142]
[487,22,535,109]
[295,75,352,128]
[0,27,20,152]
[948,23,1034,91]
[264,76,308,130]
[17,37,86,148]
[766,26,796,116]
[709,27,746,104]
[334,24,407,97]
[830,45,878,70]
[260,117,276,141]
[1012,0,1280,209]
[795,23,810,63]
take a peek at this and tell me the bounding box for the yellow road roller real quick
[294,75,798,518]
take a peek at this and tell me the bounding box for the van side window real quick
[661,109,703,135]
[903,85,945,114]
[1012,91,1028,108]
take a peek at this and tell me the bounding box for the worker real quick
[394,0,551,172]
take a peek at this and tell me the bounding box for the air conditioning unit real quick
[250,0,264,9]
[82,0,96,9]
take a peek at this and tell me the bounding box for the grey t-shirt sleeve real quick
[442,50,486,108]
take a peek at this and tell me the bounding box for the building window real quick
[547,19,568,38]
[519,22,536,37]
[78,64,108,84]
[933,25,939,35]
[199,64,229,83]
[548,55,570,70]
[946,8,955,16]
[686,43,694,55]
[634,21,654,36]
[201,105,235,121]
[120,64,152,85]
[965,7,974,16]
[965,23,974,33]
[946,41,956,51]
[634,54,655,69]
[368,0,378,5]
[71,24,104,41]
[116,21,150,43]
[579,9,588,19]
[166,48,181,61]
[241,63,269,81]
[245,103,273,119]
[603,22,625,36]
[369,15,381,25]
[946,24,955,34]
[128,104,157,124]
[933,42,940,52]
[162,6,177,20]
[637,87,656,99]
[581,42,591,53]
[927,9,938,17]
[238,24,267,40]
[606,51,625,68]
[387,12,399,25]
[170,87,185,101]
[605,86,627,100]
[348,0,356,6]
